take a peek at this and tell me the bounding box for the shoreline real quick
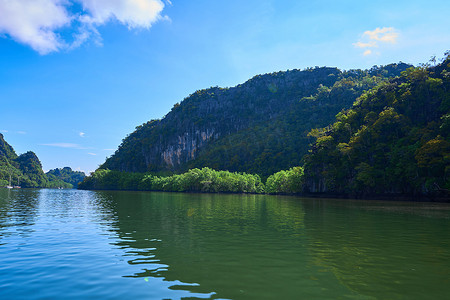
[75,188,450,203]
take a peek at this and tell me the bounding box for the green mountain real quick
[304,55,450,197]
[14,151,50,187]
[0,134,76,188]
[102,63,411,177]
[46,167,85,188]
[0,133,20,186]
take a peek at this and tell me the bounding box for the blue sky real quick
[0,0,449,174]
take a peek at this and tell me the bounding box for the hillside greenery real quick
[6,54,448,199]
[0,134,82,188]
[186,65,411,177]
[46,167,86,188]
[304,54,450,197]
[102,63,411,177]
[80,54,450,199]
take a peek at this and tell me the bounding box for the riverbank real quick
[78,167,449,202]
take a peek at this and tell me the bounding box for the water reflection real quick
[0,189,40,239]
[1,190,449,299]
[302,198,450,299]
[93,191,312,299]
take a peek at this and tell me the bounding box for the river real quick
[0,189,449,299]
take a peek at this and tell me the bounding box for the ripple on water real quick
[1,189,450,299]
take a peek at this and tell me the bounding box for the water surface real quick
[0,189,449,299]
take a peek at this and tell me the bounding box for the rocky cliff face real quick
[103,67,342,172]
[161,129,218,166]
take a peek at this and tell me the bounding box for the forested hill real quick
[0,134,84,188]
[304,56,450,196]
[46,167,86,188]
[103,63,411,177]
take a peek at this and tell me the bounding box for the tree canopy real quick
[304,55,450,197]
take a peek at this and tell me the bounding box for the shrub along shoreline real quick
[78,167,304,195]
[77,166,449,201]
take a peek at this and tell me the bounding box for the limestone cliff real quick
[102,63,412,175]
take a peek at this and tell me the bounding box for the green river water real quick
[0,189,449,299]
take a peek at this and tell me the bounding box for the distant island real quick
[46,167,86,188]
[0,135,85,189]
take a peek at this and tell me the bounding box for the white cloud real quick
[363,49,372,56]
[103,148,115,151]
[363,27,398,43]
[0,0,167,54]
[354,27,399,56]
[87,152,97,155]
[0,0,71,54]
[80,0,165,28]
[17,131,27,134]
[79,132,86,137]
[41,143,87,149]
[0,130,8,133]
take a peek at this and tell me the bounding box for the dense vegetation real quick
[265,167,304,194]
[304,54,450,197]
[79,166,308,194]
[103,63,411,177]
[80,54,449,199]
[5,54,446,199]
[46,167,86,188]
[79,167,266,193]
[0,134,83,188]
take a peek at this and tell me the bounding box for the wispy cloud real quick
[79,132,86,138]
[41,143,87,149]
[103,148,115,151]
[0,129,27,134]
[354,27,399,56]
[87,152,97,156]
[353,41,376,48]
[0,0,167,55]
[362,27,398,43]
[363,49,372,56]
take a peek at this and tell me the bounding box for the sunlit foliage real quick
[304,54,450,196]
